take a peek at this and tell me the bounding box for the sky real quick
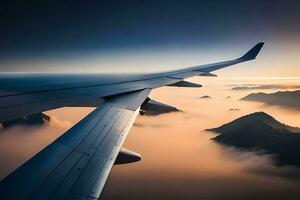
[0,0,299,76]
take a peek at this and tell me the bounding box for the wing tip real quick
[239,42,264,60]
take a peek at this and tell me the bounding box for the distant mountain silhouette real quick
[229,108,240,111]
[208,112,300,167]
[199,95,211,99]
[1,113,50,129]
[232,84,300,90]
[241,90,300,109]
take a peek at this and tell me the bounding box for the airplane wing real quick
[0,89,150,199]
[0,42,264,199]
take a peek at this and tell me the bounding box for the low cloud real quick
[103,131,300,200]
[222,146,300,179]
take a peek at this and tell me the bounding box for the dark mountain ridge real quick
[242,90,300,109]
[1,113,50,129]
[207,112,300,167]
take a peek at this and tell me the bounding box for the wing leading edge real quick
[0,43,264,122]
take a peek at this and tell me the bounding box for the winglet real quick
[239,42,264,60]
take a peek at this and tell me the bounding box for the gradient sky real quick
[0,0,299,76]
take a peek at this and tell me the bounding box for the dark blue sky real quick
[0,0,299,72]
